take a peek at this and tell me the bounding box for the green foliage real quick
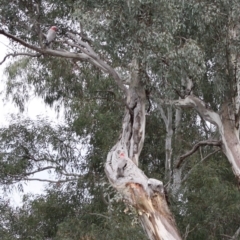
[1,0,240,239]
[0,185,147,240]
[175,153,240,240]
[140,111,166,178]
[0,117,87,187]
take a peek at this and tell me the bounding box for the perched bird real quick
[45,26,58,47]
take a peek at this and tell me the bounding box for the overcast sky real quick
[0,35,64,206]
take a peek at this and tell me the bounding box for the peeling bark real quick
[172,95,240,182]
[105,145,182,240]
[105,60,182,240]
[1,29,182,240]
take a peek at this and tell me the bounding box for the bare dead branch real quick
[173,87,184,99]
[181,149,220,183]
[0,52,41,65]
[21,153,63,168]
[0,29,91,60]
[60,172,82,177]
[176,140,221,168]
[158,94,222,128]
[0,29,45,53]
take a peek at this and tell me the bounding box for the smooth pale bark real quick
[171,108,183,195]
[174,95,240,182]
[158,105,183,196]
[158,105,173,183]
[220,103,240,180]
[105,61,182,240]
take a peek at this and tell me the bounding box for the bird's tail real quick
[44,41,51,48]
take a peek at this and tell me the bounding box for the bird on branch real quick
[45,26,58,47]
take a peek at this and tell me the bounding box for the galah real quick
[45,26,58,46]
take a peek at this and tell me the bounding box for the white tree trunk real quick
[158,101,183,195]
[173,95,240,182]
[220,103,240,180]
[158,105,173,182]
[105,60,182,240]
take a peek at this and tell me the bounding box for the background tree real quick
[1,0,240,239]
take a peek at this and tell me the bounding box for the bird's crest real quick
[50,26,58,31]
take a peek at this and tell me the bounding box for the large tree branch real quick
[0,29,89,59]
[159,95,222,127]
[67,32,127,94]
[173,95,222,126]
[176,140,222,168]
[0,29,127,95]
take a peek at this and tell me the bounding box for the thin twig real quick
[183,224,198,240]
[16,177,78,183]
[181,149,220,183]
[0,52,41,65]
[22,166,55,176]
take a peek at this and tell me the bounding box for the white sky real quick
[0,35,64,206]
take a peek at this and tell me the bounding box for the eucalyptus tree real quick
[1,0,240,239]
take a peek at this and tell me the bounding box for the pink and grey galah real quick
[45,26,58,46]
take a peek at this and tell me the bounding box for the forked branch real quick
[176,140,221,168]
[0,29,127,94]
